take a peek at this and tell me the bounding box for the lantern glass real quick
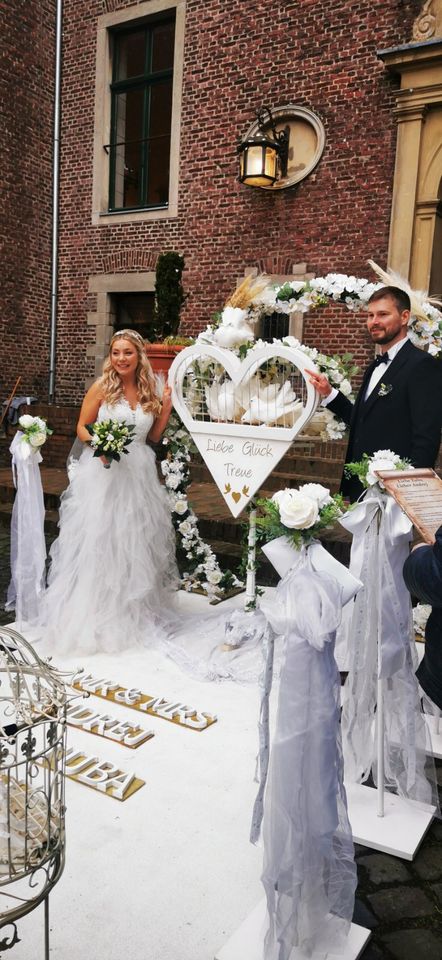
[238,138,278,188]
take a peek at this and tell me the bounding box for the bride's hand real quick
[162,385,173,415]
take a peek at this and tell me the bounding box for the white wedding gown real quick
[41,400,179,655]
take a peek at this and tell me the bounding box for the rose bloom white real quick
[174,499,188,515]
[275,489,319,529]
[165,474,180,490]
[178,519,193,536]
[340,378,352,397]
[299,483,332,508]
[206,570,223,585]
[366,451,401,486]
[18,414,35,429]
[28,431,46,448]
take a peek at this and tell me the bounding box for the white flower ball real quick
[277,489,319,529]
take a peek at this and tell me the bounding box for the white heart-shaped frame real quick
[168,344,319,517]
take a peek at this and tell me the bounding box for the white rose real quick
[206,570,223,585]
[165,474,180,490]
[298,483,332,508]
[18,414,35,429]
[366,457,400,486]
[271,488,290,507]
[178,520,193,536]
[34,417,46,430]
[174,499,188,515]
[28,431,46,448]
[340,378,352,397]
[277,489,319,529]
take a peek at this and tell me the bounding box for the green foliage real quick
[150,251,186,341]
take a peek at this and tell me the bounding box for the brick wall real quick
[0,0,55,404]
[2,0,423,405]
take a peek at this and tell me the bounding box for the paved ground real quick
[1,512,442,958]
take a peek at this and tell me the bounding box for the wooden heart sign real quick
[168,343,319,518]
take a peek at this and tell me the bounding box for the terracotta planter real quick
[145,342,188,374]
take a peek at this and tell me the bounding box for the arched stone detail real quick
[101,250,159,274]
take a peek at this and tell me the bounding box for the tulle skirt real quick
[41,442,179,656]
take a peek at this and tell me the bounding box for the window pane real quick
[115,30,146,80]
[262,313,290,342]
[113,88,144,208]
[151,20,175,73]
[114,293,155,340]
[146,81,173,206]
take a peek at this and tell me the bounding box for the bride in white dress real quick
[42,329,179,656]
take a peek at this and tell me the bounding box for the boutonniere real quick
[378,382,393,398]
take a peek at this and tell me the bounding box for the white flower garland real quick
[161,415,242,600]
[196,271,442,440]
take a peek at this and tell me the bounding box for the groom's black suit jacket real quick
[328,339,442,501]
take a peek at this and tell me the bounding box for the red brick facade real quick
[1,0,55,403]
[1,0,424,407]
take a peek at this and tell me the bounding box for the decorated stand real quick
[339,465,437,860]
[216,521,368,960]
[6,417,51,629]
[0,626,67,958]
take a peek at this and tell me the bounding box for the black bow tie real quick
[374,352,389,366]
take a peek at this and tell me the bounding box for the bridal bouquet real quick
[344,449,412,490]
[256,483,345,550]
[17,414,53,458]
[86,419,135,467]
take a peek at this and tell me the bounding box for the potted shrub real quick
[145,252,193,372]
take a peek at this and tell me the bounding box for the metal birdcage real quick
[0,626,67,959]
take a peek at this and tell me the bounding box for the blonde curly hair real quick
[98,329,162,415]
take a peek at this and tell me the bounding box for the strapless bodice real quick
[98,400,154,444]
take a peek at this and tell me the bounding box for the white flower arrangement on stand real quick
[17,415,52,458]
[344,449,413,490]
[256,483,344,551]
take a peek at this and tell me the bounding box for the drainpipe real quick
[48,0,63,402]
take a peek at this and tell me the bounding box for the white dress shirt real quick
[322,336,409,407]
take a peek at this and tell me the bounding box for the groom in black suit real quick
[308,285,442,501]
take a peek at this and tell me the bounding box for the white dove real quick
[213,306,255,349]
[241,380,303,426]
[205,380,241,422]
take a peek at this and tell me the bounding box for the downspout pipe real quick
[48,0,63,402]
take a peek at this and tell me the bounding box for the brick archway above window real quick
[101,250,159,274]
[253,255,308,276]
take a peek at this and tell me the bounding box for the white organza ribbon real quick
[339,489,412,678]
[252,549,357,960]
[340,489,437,804]
[6,432,46,625]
